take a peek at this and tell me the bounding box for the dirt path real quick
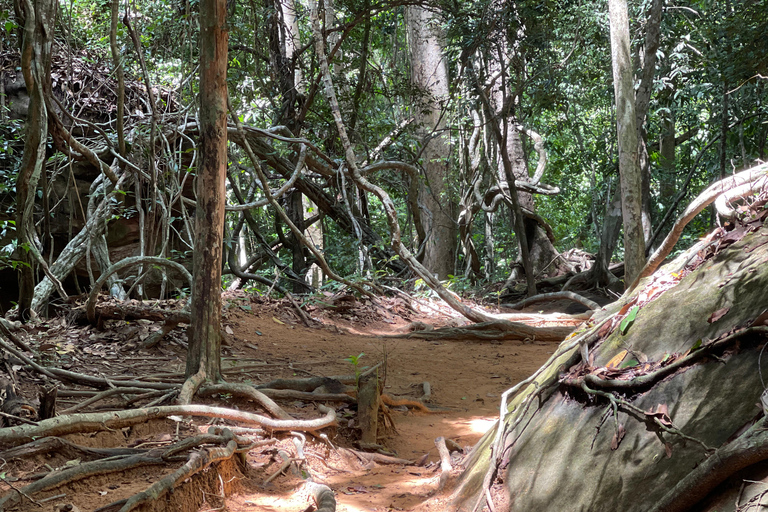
[0,293,561,512]
[220,295,557,511]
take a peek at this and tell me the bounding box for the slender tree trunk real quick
[635,0,663,246]
[186,0,228,380]
[406,5,457,279]
[608,0,645,286]
[659,108,676,217]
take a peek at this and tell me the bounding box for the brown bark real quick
[15,0,57,321]
[186,0,228,380]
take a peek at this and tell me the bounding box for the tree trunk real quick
[186,0,228,380]
[406,5,457,279]
[608,0,645,287]
[658,107,676,226]
[506,128,565,280]
[15,0,57,321]
[635,0,663,246]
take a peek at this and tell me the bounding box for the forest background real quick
[0,0,768,510]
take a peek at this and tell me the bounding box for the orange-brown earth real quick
[0,292,566,512]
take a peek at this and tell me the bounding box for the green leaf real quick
[619,306,640,335]
[619,358,639,369]
[690,339,703,352]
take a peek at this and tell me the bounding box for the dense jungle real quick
[0,0,767,510]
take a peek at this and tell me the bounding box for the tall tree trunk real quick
[186,0,228,380]
[635,0,663,246]
[608,0,645,287]
[15,0,57,321]
[406,5,457,279]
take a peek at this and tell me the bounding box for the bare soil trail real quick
[0,292,569,512]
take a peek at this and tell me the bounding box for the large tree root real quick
[305,481,336,512]
[197,382,294,420]
[0,404,336,447]
[649,416,768,512]
[0,452,167,509]
[389,321,575,342]
[632,163,768,289]
[113,431,239,512]
[0,436,146,462]
[501,291,599,311]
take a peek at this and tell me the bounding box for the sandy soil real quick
[0,292,567,512]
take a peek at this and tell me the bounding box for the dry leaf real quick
[272,317,285,325]
[664,443,673,458]
[707,307,730,323]
[605,350,628,369]
[618,298,638,317]
[610,424,626,450]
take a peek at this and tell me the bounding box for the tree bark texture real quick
[186,0,228,380]
[608,0,645,286]
[406,6,457,279]
[15,0,57,321]
[635,0,663,245]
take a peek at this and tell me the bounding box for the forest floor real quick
[0,290,587,512]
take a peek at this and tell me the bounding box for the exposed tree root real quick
[338,447,413,465]
[0,452,167,510]
[649,416,768,512]
[501,291,599,311]
[435,436,452,491]
[59,386,173,414]
[632,163,768,289]
[380,394,445,414]
[575,326,768,392]
[198,382,295,420]
[177,369,207,405]
[115,431,239,512]
[258,388,356,403]
[389,321,575,342]
[0,436,146,462]
[305,480,336,512]
[0,404,337,447]
[85,256,193,325]
[0,334,177,390]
